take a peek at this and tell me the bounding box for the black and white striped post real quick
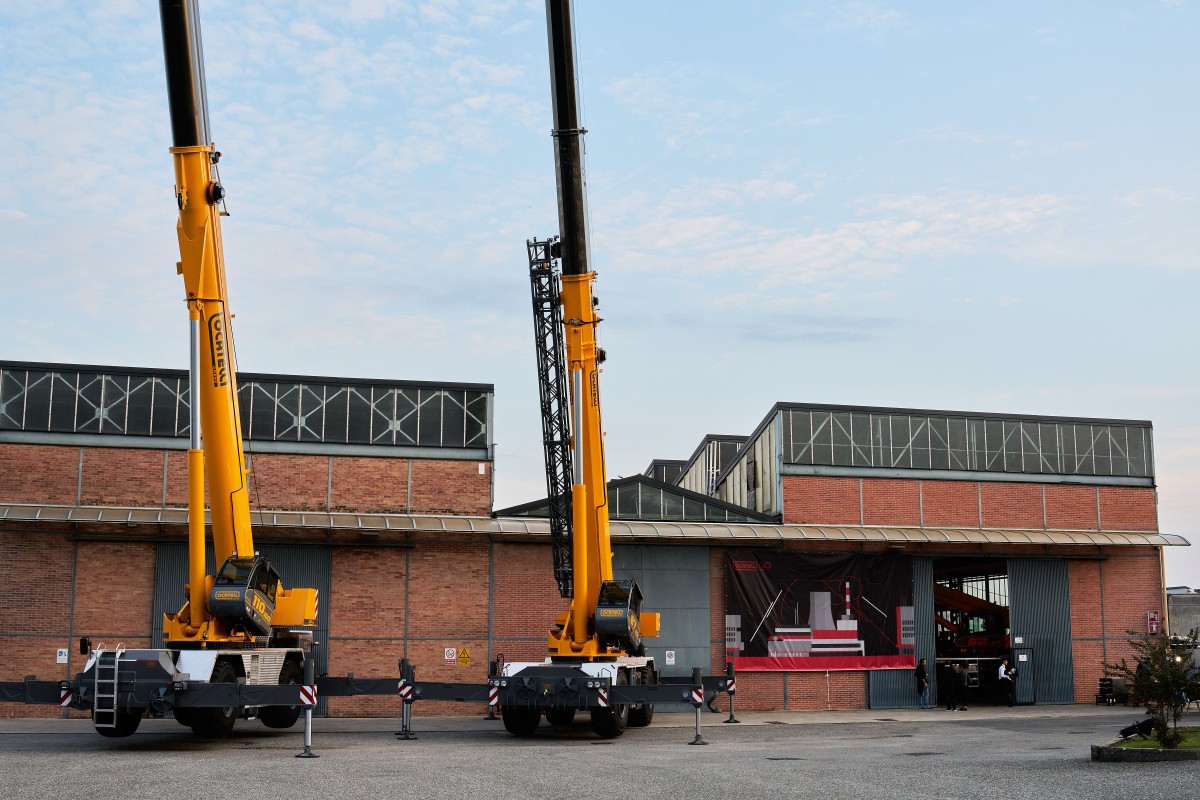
[689,667,707,746]
[723,662,740,724]
[296,656,319,758]
[396,658,417,740]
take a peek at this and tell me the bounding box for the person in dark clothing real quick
[998,657,1014,706]
[915,658,930,709]
[944,662,959,710]
[956,661,970,710]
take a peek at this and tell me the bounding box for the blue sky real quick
[2,1,1197,584]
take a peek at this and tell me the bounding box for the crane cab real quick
[208,555,280,637]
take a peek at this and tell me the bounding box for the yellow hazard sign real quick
[457,647,470,665]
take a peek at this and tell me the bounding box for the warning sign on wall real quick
[444,647,456,665]
[457,647,471,665]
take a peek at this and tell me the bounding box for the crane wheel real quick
[627,667,654,727]
[95,710,143,738]
[502,707,541,736]
[190,659,239,738]
[545,708,576,727]
[590,670,629,738]
[259,660,303,729]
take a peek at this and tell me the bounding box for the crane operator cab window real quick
[209,555,280,637]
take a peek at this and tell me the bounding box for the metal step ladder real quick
[92,646,124,729]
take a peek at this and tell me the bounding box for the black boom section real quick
[528,237,574,598]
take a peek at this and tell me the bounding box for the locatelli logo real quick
[207,314,228,387]
[731,559,771,572]
[213,590,240,600]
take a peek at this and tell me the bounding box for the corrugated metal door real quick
[153,542,332,715]
[613,545,709,711]
[869,557,933,708]
[1008,558,1074,705]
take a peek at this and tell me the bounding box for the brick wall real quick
[782,475,1159,531]
[921,480,978,527]
[1068,551,1164,703]
[0,443,79,504]
[782,476,859,524]
[0,443,490,516]
[862,479,920,526]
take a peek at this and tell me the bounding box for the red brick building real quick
[0,363,1185,717]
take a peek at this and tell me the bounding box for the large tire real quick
[259,660,303,729]
[590,671,629,739]
[503,707,541,736]
[173,708,197,727]
[95,709,142,738]
[190,659,239,738]
[545,708,576,727]
[627,667,654,727]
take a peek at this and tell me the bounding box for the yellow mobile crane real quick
[492,0,663,738]
[53,0,319,739]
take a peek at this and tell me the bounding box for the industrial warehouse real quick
[0,359,1185,718]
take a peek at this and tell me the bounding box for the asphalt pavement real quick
[2,704,1196,800]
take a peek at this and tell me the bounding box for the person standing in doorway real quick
[956,661,970,711]
[916,658,931,709]
[998,657,1014,706]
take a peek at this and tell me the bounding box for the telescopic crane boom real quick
[158,0,317,648]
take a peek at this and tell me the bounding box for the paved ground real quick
[2,705,1196,800]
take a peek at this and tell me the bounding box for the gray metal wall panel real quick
[1008,558,1074,705]
[153,542,331,715]
[869,557,934,708]
[613,545,710,710]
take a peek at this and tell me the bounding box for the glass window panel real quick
[149,377,177,437]
[872,415,890,468]
[1059,423,1078,474]
[889,415,911,468]
[322,387,349,444]
[832,412,853,466]
[1074,425,1096,474]
[809,412,834,465]
[393,389,418,445]
[983,420,1004,470]
[465,392,488,447]
[1092,425,1113,475]
[298,384,324,443]
[948,417,969,469]
[967,419,986,470]
[615,483,639,518]
[928,417,950,470]
[1127,427,1148,477]
[369,388,398,448]
[97,375,127,435]
[1034,423,1058,473]
[1015,421,1037,473]
[275,383,301,441]
[850,412,872,466]
[441,391,466,448]
[1108,426,1129,477]
[76,372,103,433]
[787,409,813,464]
[8,371,39,430]
[417,390,443,446]
[639,484,662,518]
[662,491,683,520]
[682,497,706,521]
[248,383,277,442]
[910,417,931,470]
[343,387,371,444]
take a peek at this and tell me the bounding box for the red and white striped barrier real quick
[488,685,499,706]
[397,680,413,702]
[726,677,736,694]
[596,686,608,708]
[59,688,73,707]
[299,685,318,707]
[314,590,319,622]
[690,687,703,706]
